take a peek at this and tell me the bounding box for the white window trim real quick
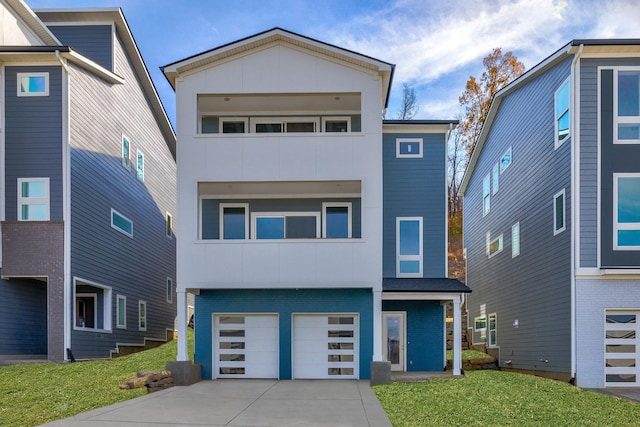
[474,315,487,332]
[73,277,112,333]
[75,293,98,330]
[138,300,147,331]
[250,116,320,133]
[554,78,570,149]
[219,203,249,240]
[321,116,351,132]
[17,177,50,221]
[500,147,512,174]
[117,294,126,329]
[488,234,504,258]
[488,313,497,347]
[482,174,491,216]
[136,149,144,181]
[166,212,172,239]
[17,72,49,96]
[251,211,321,239]
[492,163,499,195]
[166,277,173,303]
[121,134,131,169]
[111,208,133,238]
[554,189,566,235]
[322,202,352,238]
[218,117,248,134]
[396,217,423,278]
[613,67,640,144]
[512,222,520,258]
[613,173,640,250]
[396,138,423,158]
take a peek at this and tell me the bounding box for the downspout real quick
[569,43,583,385]
[56,50,72,360]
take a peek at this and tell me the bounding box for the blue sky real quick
[28,0,640,126]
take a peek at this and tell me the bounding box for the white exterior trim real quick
[322,202,352,238]
[218,203,249,240]
[396,217,423,278]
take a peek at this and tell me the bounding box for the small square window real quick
[554,189,566,235]
[474,316,487,331]
[488,234,503,258]
[18,178,50,221]
[122,136,130,168]
[136,150,144,181]
[396,138,423,158]
[17,72,49,96]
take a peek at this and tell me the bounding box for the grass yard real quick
[0,331,193,427]
[446,349,491,360]
[374,370,640,426]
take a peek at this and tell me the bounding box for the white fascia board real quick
[62,50,124,84]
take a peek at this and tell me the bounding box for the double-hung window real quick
[482,174,491,216]
[251,212,320,239]
[220,203,248,240]
[396,217,423,277]
[322,202,352,238]
[488,313,497,346]
[554,189,566,235]
[555,78,570,148]
[616,70,640,143]
[17,72,49,96]
[614,173,640,249]
[17,178,50,221]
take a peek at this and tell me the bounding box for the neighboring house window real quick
[166,212,172,238]
[616,70,640,143]
[488,233,503,258]
[111,208,133,238]
[554,189,566,235]
[17,72,49,96]
[492,163,499,195]
[614,173,640,250]
[396,138,423,158]
[483,174,491,216]
[74,278,112,332]
[322,117,351,132]
[17,178,50,221]
[138,301,147,331]
[166,278,173,303]
[512,222,520,258]
[500,147,512,173]
[75,293,97,329]
[117,295,126,329]
[136,150,144,181]
[122,135,130,168]
[219,117,248,134]
[488,313,497,346]
[219,203,249,240]
[555,78,570,148]
[396,217,423,277]
[322,202,352,238]
[251,212,320,239]
[474,316,487,332]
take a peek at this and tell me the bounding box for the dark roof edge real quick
[572,38,640,46]
[0,46,71,52]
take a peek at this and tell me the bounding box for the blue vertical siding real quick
[47,25,113,71]
[195,288,373,379]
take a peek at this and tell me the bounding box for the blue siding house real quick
[461,39,640,388]
[162,28,469,380]
[0,0,176,361]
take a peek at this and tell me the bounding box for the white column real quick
[452,297,462,375]
[372,290,383,361]
[176,291,189,361]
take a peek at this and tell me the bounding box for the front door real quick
[383,312,406,371]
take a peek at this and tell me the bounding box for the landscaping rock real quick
[120,370,174,393]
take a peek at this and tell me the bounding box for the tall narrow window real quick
[614,174,640,249]
[17,178,50,221]
[483,174,491,216]
[166,212,172,238]
[166,278,173,303]
[616,70,640,143]
[323,202,352,238]
[17,72,49,96]
[137,150,144,181]
[122,135,130,168]
[488,313,497,346]
[138,301,147,331]
[492,163,499,195]
[554,189,566,235]
[219,204,248,240]
[512,222,520,258]
[396,217,423,277]
[555,79,570,148]
[117,295,126,329]
[500,147,512,173]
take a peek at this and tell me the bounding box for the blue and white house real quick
[163,28,469,380]
[461,39,640,388]
[0,0,176,361]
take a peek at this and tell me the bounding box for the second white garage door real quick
[292,314,359,379]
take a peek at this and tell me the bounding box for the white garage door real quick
[605,311,640,387]
[293,314,358,379]
[213,314,279,379]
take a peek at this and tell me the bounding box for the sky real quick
[27,0,640,127]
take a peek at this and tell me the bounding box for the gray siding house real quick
[461,40,640,388]
[0,0,176,361]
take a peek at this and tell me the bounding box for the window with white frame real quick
[17,72,49,96]
[166,278,173,303]
[220,203,249,240]
[138,301,147,331]
[474,316,487,332]
[396,217,423,277]
[251,212,320,239]
[555,78,570,148]
[166,212,172,238]
[616,70,640,143]
[483,174,491,216]
[488,313,497,346]
[17,178,50,221]
[75,293,97,329]
[500,147,512,173]
[492,163,499,195]
[219,117,248,134]
[554,189,566,235]
[136,150,144,181]
[111,208,133,238]
[322,116,351,132]
[396,138,423,158]
[122,135,130,168]
[322,202,352,238]
[116,295,126,329]
[74,278,112,332]
[614,173,640,250]
[512,222,520,258]
[487,233,503,258]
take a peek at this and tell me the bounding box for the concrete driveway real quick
[41,379,392,427]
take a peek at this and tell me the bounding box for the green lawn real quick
[0,331,193,427]
[446,349,491,360]
[374,370,640,426]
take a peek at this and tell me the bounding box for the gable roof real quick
[162,27,395,109]
[3,0,60,45]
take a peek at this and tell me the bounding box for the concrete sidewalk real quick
[41,379,392,427]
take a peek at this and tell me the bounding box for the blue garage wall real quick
[195,288,373,379]
[382,300,444,371]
